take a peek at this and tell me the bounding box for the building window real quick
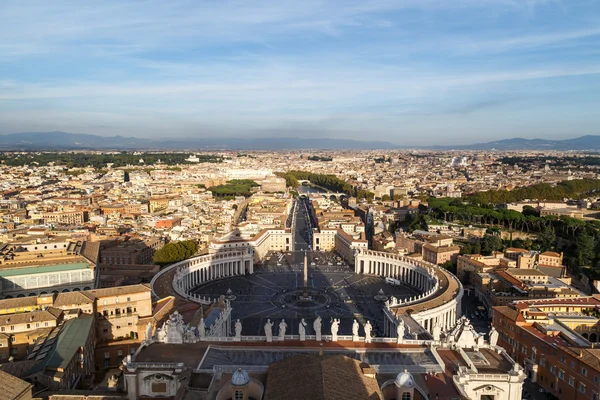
[234,390,244,400]
[105,352,110,359]
[10,336,16,343]
[582,368,588,377]
[401,393,411,400]
[569,376,575,387]
[579,383,586,394]
[559,370,565,380]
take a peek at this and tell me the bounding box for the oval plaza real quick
[136,216,525,400]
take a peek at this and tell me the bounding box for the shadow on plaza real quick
[198,251,420,339]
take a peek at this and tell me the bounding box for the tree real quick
[482,235,504,255]
[153,240,198,266]
[536,226,556,251]
[574,235,595,267]
[473,239,482,255]
[522,205,539,217]
[381,194,391,201]
[440,260,456,274]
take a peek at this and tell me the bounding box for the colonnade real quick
[151,249,254,305]
[179,256,250,291]
[356,250,463,335]
[357,250,436,292]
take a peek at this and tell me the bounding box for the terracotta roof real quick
[540,251,561,257]
[264,354,383,400]
[0,369,32,400]
[0,296,39,310]
[87,283,151,298]
[54,291,96,307]
[492,306,519,322]
[0,307,63,326]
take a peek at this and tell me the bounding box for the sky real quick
[0,0,599,145]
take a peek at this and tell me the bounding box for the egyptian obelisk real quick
[303,249,308,291]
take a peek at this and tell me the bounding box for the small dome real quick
[231,368,250,386]
[395,370,415,388]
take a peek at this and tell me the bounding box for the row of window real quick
[0,321,50,331]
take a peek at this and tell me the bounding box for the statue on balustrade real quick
[364,320,373,343]
[331,318,340,342]
[278,319,287,340]
[265,319,274,342]
[352,319,360,341]
[299,318,307,341]
[314,316,322,341]
[234,319,242,341]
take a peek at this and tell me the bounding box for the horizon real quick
[1,1,599,144]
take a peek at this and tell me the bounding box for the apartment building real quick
[493,297,600,400]
[41,211,87,225]
[0,306,63,361]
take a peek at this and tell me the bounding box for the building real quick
[493,297,600,400]
[260,176,286,193]
[422,243,460,265]
[0,241,98,299]
[41,211,87,225]
[100,238,163,265]
[88,284,153,342]
[25,314,96,390]
[209,229,293,261]
[0,369,33,400]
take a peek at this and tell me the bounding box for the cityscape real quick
[2,1,600,400]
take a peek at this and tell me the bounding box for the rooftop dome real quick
[231,368,250,386]
[394,369,415,388]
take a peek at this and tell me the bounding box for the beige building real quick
[88,284,153,342]
[41,211,87,225]
[422,243,460,265]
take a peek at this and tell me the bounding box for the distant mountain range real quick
[0,131,599,150]
[434,135,600,151]
[0,131,395,150]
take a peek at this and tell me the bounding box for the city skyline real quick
[1,0,600,144]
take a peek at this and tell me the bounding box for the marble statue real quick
[145,322,153,342]
[157,322,167,341]
[278,319,287,340]
[184,327,196,342]
[234,319,242,341]
[198,318,206,338]
[331,318,340,342]
[314,316,322,341]
[265,319,273,342]
[364,320,373,343]
[299,318,307,341]
[432,323,442,342]
[165,312,184,344]
[489,327,499,347]
[352,319,360,341]
[396,320,405,344]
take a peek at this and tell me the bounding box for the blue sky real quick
[1,0,599,145]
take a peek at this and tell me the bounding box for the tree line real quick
[153,240,198,266]
[467,178,600,205]
[276,170,353,193]
[0,152,224,168]
[208,179,259,199]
